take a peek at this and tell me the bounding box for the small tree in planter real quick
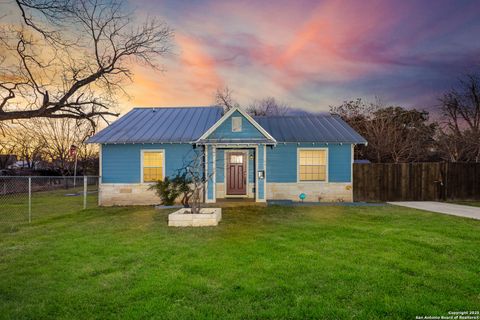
[179,148,214,214]
[172,173,193,208]
[168,148,222,226]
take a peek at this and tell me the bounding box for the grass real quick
[0,202,479,319]
[0,187,98,227]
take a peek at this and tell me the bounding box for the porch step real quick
[205,199,266,208]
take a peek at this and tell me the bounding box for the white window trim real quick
[296,147,329,183]
[232,116,242,132]
[140,149,166,184]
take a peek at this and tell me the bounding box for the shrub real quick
[148,177,181,206]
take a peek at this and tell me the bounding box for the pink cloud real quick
[122,0,480,113]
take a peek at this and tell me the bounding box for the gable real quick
[197,108,276,143]
[208,111,264,139]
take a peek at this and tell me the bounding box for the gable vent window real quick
[232,117,242,132]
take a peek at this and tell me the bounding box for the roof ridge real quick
[254,114,335,119]
[132,105,222,110]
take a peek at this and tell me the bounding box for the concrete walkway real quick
[388,201,480,220]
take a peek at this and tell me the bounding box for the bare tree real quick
[34,118,94,175]
[180,147,221,213]
[214,86,291,116]
[438,74,480,162]
[8,122,46,169]
[331,98,436,163]
[0,128,18,169]
[0,0,172,126]
[77,142,99,175]
[215,86,240,112]
[246,97,291,116]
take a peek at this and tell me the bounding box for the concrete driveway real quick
[388,201,480,220]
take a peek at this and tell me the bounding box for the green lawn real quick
[0,187,98,227]
[0,203,479,319]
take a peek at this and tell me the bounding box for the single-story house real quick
[87,106,366,205]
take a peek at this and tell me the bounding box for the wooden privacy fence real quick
[353,162,480,202]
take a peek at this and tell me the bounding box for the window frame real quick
[297,148,329,183]
[231,116,242,132]
[140,149,166,184]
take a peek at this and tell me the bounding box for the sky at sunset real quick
[4,0,480,115]
[123,0,480,115]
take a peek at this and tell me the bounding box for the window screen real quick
[232,117,242,132]
[143,151,163,182]
[299,150,326,181]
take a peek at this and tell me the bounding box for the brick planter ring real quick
[168,208,222,227]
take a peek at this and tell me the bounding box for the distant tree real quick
[437,74,480,162]
[34,118,95,175]
[246,97,291,116]
[9,122,46,169]
[0,0,172,126]
[215,86,240,112]
[214,86,291,116]
[76,142,99,175]
[0,131,17,169]
[331,98,437,163]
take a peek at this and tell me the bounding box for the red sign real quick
[69,145,77,157]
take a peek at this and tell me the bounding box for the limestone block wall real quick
[99,184,159,206]
[99,182,352,205]
[266,182,353,202]
[99,183,207,206]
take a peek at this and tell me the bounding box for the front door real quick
[227,152,246,195]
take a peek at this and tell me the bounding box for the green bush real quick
[148,175,193,206]
[148,177,181,206]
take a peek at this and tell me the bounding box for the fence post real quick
[28,177,32,223]
[83,176,87,210]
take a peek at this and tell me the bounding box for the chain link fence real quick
[0,176,98,227]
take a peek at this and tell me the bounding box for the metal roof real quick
[87,106,223,143]
[87,106,366,144]
[254,115,367,144]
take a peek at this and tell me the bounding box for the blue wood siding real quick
[102,142,352,187]
[215,148,255,184]
[208,111,265,140]
[216,149,225,183]
[248,149,255,183]
[328,144,352,182]
[101,143,196,183]
[266,143,352,183]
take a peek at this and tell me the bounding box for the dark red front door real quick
[227,152,246,195]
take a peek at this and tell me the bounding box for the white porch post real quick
[256,144,266,202]
[205,145,216,203]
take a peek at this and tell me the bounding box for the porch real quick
[204,144,267,203]
[205,198,267,208]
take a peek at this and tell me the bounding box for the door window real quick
[230,154,243,164]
